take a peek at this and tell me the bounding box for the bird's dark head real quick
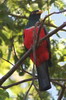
[29,10,42,20]
[30,10,42,16]
[25,10,42,28]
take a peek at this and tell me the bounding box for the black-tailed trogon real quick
[23,10,52,91]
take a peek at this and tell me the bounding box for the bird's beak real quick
[36,10,43,14]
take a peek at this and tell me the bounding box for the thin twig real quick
[34,85,43,100]
[42,9,66,22]
[9,12,28,19]
[13,44,19,60]
[22,69,33,76]
[45,22,66,32]
[39,22,66,45]
[1,57,14,66]
[1,57,66,81]
[57,83,65,100]
[0,78,37,89]
[24,82,33,100]
[52,81,64,88]
[51,78,66,81]
[1,57,34,76]
[34,21,41,45]
[32,21,41,91]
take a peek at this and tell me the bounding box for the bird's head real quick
[29,10,42,19]
[30,10,42,15]
[25,10,42,28]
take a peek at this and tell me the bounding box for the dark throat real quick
[25,14,40,28]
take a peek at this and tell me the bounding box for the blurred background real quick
[0,0,66,100]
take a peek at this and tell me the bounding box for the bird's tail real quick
[36,62,51,91]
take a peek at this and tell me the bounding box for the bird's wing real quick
[43,25,52,67]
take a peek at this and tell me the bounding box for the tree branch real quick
[51,78,66,81]
[1,57,14,66]
[45,22,66,32]
[24,82,33,100]
[0,22,66,86]
[0,77,66,89]
[8,10,66,32]
[57,84,65,100]
[8,12,28,19]
[8,9,66,20]
[7,9,66,21]
[52,81,64,88]
[42,9,66,22]
[39,22,66,44]
[0,78,36,89]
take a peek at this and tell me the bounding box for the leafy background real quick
[0,0,66,100]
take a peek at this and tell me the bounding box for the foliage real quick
[0,0,66,100]
[0,89,9,100]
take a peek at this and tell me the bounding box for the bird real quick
[23,10,52,91]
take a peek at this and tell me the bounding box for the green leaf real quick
[0,32,9,45]
[56,33,61,38]
[0,50,3,57]
[0,89,9,100]
[0,38,2,45]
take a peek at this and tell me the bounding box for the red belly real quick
[24,26,49,66]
